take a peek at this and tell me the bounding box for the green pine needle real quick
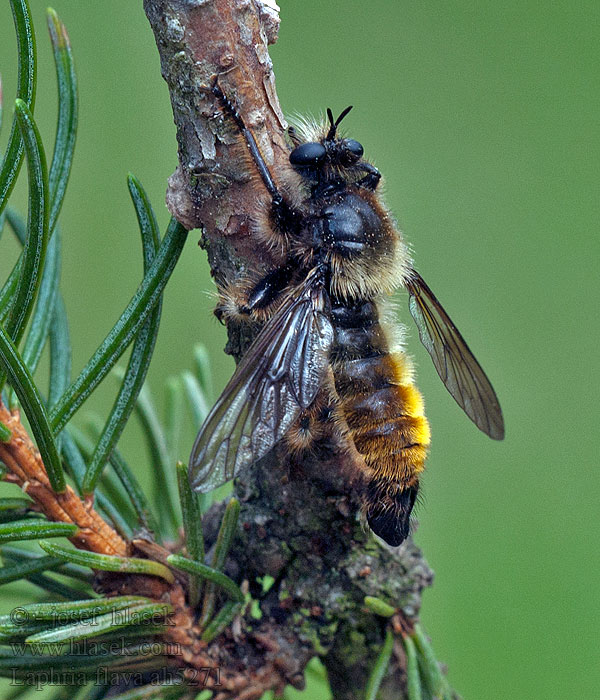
[412,623,445,697]
[403,634,423,700]
[7,227,61,409]
[49,217,188,436]
[0,98,49,392]
[0,554,63,585]
[0,323,65,492]
[165,375,184,464]
[193,343,214,399]
[181,369,210,428]
[85,174,161,493]
[0,643,162,676]
[47,293,71,408]
[19,229,60,375]
[167,553,243,604]
[25,602,172,644]
[46,7,78,235]
[7,595,151,622]
[19,570,92,600]
[364,628,395,700]
[0,0,36,217]
[38,540,175,583]
[201,600,242,642]
[199,498,240,627]
[0,209,25,322]
[0,545,93,584]
[131,381,179,533]
[0,497,32,510]
[175,460,205,607]
[0,519,76,542]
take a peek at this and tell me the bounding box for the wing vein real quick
[407,270,504,440]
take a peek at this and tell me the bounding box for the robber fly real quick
[189,81,504,546]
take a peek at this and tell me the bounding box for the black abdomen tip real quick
[365,482,418,547]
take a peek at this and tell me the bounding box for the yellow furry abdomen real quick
[334,351,431,488]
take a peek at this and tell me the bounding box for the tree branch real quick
[144,1,440,697]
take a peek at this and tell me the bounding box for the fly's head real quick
[288,107,365,189]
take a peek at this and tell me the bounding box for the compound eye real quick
[289,142,327,167]
[344,139,364,160]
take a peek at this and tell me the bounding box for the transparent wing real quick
[189,269,334,493]
[406,270,505,440]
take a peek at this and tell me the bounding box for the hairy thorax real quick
[292,185,411,301]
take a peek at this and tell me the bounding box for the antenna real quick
[326,105,354,140]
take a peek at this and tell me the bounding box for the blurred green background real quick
[0,1,598,699]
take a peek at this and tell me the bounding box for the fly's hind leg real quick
[284,390,335,456]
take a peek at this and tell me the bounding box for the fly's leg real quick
[355,162,381,191]
[215,262,295,325]
[285,391,336,455]
[242,262,295,313]
[211,80,303,236]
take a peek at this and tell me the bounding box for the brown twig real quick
[0,401,127,556]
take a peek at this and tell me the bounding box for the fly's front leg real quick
[211,79,303,238]
[356,163,381,191]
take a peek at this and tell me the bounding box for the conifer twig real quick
[0,401,127,556]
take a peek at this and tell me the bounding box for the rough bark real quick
[144,1,437,697]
